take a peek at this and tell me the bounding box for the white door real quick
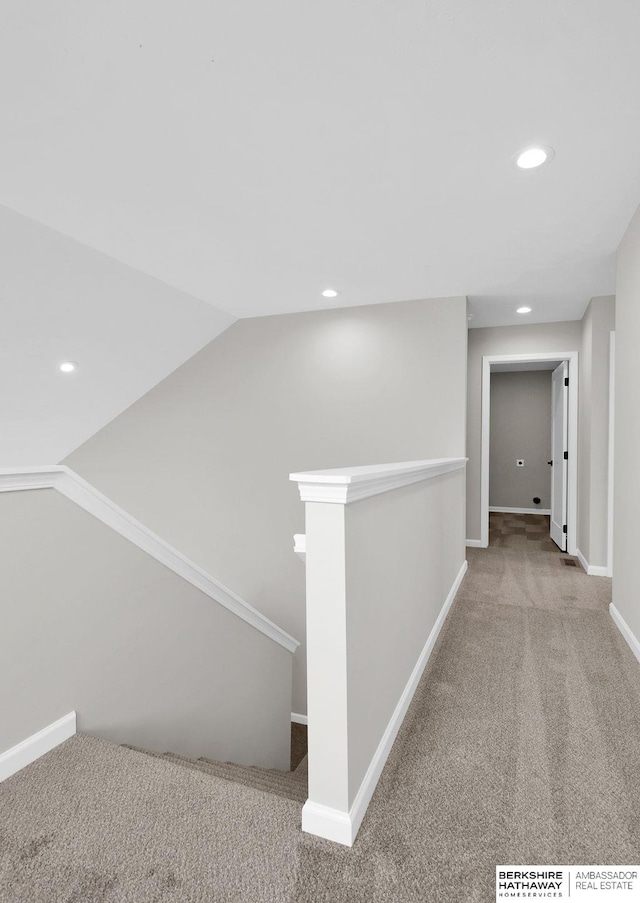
[550,361,569,551]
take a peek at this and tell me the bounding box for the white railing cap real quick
[290,457,467,504]
[0,466,300,653]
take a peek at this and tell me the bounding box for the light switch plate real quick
[516,459,524,467]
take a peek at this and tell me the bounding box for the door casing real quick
[480,351,578,554]
[550,361,569,551]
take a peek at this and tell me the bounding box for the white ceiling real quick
[2,2,640,461]
[1,2,640,326]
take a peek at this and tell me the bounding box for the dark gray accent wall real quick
[489,370,552,510]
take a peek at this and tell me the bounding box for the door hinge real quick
[563,451,568,460]
[564,377,569,387]
[563,525,567,534]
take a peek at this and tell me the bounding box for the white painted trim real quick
[291,712,308,725]
[0,467,299,654]
[481,356,491,546]
[293,533,306,563]
[0,712,76,782]
[488,506,551,515]
[290,458,467,505]
[610,604,640,665]
[575,548,589,574]
[301,802,354,846]
[575,548,610,577]
[480,352,578,555]
[479,352,578,365]
[607,332,615,578]
[302,559,468,846]
[466,538,486,548]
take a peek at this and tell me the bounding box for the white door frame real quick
[550,361,569,551]
[480,351,579,553]
[607,332,615,577]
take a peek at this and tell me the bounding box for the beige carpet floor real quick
[290,723,308,772]
[2,543,640,902]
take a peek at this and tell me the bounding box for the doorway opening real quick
[480,352,578,554]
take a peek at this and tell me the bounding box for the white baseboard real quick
[610,604,640,665]
[291,712,308,725]
[575,548,588,573]
[465,538,485,548]
[302,801,354,845]
[488,506,551,515]
[575,548,610,577]
[303,559,468,846]
[0,711,76,782]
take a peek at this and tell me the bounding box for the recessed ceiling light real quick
[517,307,532,314]
[59,361,78,373]
[322,289,339,298]
[515,146,555,169]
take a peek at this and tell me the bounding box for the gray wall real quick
[578,296,615,566]
[0,488,292,769]
[345,469,465,805]
[65,296,469,714]
[489,371,552,510]
[614,204,640,639]
[467,322,582,542]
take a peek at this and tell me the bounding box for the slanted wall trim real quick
[0,466,299,653]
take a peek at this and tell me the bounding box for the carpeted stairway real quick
[3,530,640,902]
[122,745,308,804]
[0,733,305,903]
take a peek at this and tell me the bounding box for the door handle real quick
[548,460,553,466]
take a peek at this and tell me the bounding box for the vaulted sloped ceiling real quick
[1,2,640,461]
[0,207,234,464]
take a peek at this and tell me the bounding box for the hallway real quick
[294,533,635,900]
[1,535,639,902]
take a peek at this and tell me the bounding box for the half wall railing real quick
[290,458,467,845]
